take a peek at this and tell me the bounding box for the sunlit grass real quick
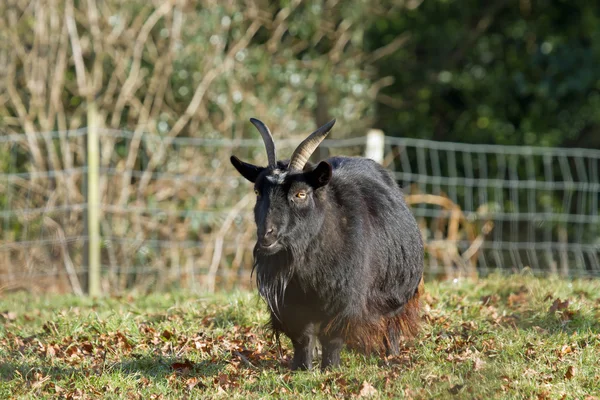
[1,273,599,399]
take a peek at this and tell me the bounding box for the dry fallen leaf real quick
[1,311,17,321]
[171,359,194,371]
[216,373,229,386]
[537,390,551,400]
[185,377,200,390]
[507,292,528,308]
[549,299,569,313]
[480,294,499,306]
[565,366,575,380]
[557,345,572,359]
[358,381,378,398]
[31,372,50,389]
[448,384,464,395]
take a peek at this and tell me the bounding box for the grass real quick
[1,273,599,399]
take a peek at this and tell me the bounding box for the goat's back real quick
[327,156,419,246]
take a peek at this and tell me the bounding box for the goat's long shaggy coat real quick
[231,119,424,370]
[256,158,422,348]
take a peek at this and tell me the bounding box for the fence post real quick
[365,129,385,164]
[87,102,101,297]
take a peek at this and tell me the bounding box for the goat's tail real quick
[342,277,424,354]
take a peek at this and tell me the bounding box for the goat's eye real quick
[254,189,259,196]
[295,191,307,200]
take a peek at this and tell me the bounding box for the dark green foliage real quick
[367,0,600,149]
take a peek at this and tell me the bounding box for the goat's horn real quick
[288,119,336,172]
[250,118,276,167]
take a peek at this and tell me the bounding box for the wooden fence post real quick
[87,102,101,297]
[365,129,385,164]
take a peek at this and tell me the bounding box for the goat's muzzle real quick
[258,226,281,253]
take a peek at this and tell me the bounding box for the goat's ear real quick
[306,161,332,189]
[230,155,264,183]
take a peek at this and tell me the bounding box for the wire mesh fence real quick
[1,128,599,294]
[385,137,600,279]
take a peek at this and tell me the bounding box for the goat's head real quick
[230,119,336,255]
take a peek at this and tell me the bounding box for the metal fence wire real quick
[1,128,599,294]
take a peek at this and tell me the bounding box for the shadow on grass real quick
[0,355,230,382]
[0,349,290,384]
[112,355,230,378]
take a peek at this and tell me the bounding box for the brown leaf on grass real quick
[64,388,85,399]
[185,377,202,390]
[31,372,50,389]
[507,291,528,308]
[214,373,239,390]
[171,359,194,372]
[216,373,229,386]
[114,332,133,351]
[0,311,17,321]
[565,366,575,380]
[232,350,256,369]
[557,345,572,359]
[43,321,59,335]
[537,390,551,400]
[139,377,151,387]
[480,294,499,306]
[560,310,575,322]
[81,342,94,354]
[448,384,464,395]
[161,330,173,340]
[166,372,179,385]
[193,337,209,351]
[65,344,81,357]
[525,343,537,360]
[548,298,575,322]
[45,344,62,358]
[461,321,477,331]
[549,299,569,313]
[50,382,64,394]
[358,381,378,397]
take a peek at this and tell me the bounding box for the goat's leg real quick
[290,333,316,370]
[384,323,401,356]
[278,306,317,370]
[319,333,344,370]
[286,319,316,371]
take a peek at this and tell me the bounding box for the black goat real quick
[230,118,424,370]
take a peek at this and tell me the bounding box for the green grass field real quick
[1,273,599,399]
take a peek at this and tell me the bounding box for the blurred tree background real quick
[367,0,600,149]
[1,0,600,291]
[2,0,599,149]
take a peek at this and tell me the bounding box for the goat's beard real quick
[252,245,294,322]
